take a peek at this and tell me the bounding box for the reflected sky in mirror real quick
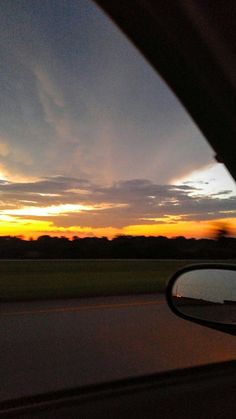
[173,269,236,304]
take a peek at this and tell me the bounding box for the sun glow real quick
[0,203,124,218]
[0,204,95,217]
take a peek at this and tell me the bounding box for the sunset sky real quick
[0,0,236,239]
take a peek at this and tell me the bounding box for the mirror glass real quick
[172,268,236,324]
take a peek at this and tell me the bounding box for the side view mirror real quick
[166,264,236,336]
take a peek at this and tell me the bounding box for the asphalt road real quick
[1,294,236,401]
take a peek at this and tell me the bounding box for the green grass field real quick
[0,259,231,301]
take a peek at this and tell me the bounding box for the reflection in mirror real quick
[172,268,236,325]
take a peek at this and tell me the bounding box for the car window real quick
[0,0,235,301]
[1,0,236,403]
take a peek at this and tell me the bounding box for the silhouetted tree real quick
[0,234,235,259]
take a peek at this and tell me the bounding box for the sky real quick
[0,0,236,239]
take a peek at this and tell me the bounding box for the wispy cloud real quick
[0,0,216,185]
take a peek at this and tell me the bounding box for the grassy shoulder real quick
[0,259,232,301]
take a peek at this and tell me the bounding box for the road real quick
[1,294,236,401]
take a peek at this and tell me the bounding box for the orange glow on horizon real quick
[0,216,235,240]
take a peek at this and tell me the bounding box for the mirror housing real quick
[166,264,236,336]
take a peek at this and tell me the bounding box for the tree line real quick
[0,234,235,259]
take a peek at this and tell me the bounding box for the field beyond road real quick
[0,259,234,301]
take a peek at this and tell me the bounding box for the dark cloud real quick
[0,176,235,228]
[210,190,233,196]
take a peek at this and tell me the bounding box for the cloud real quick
[0,142,10,157]
[0,176,235,232]
[34,66,64,109]
[0,0,217,187]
